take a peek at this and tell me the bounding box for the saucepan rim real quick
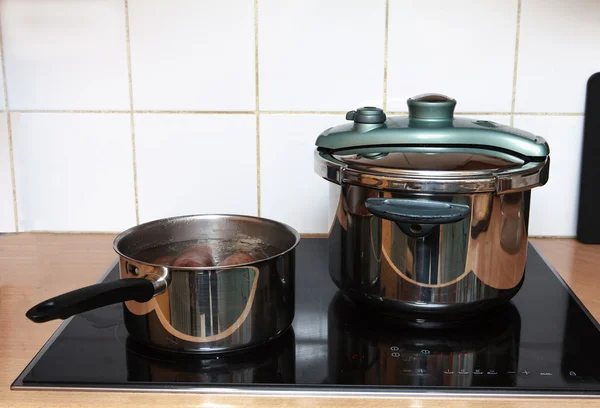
[112,213,302,271]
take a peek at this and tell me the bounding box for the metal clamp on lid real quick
[315,149,549,194]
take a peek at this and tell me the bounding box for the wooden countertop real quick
[1,233,599,407]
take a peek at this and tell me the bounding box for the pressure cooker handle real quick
[25,278,157,323]
[366,198,470,238]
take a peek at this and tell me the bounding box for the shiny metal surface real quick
[315,150,550,194]
[145,272,168,294]
[114,214,300,353]
[326,183,527,314]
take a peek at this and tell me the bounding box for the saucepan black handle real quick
[366,198,471,238]
[26,278,156,323]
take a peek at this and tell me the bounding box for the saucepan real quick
[26,214,300,354]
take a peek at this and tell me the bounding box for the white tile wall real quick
[260,114,337,233]
[0,0,593,236]
[11,113,136,231]
[387,0,518,113]
[134,114,257,223]
[0,0,130,110]
[259,0,386,111]
[513,115,584,237]
[128,0,255,111]
[0,51,5,111]
[516,0,600,113]
[0,114,15,232]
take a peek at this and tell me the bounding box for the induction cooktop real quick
[11,238,600,398]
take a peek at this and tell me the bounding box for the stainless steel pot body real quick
[26,214,300,354]
[326,183,529,315]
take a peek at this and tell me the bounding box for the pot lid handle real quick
[407,93,456,120]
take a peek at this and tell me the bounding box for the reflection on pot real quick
[327,292,521,387]
[500,193,524,255]
[125,328,296,384]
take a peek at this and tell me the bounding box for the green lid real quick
[315,93,549,161]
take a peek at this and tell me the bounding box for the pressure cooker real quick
[314,93,550,317]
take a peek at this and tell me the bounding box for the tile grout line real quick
[18,230,121,235]
[387,111,514,116]
[259,110,347,115]
[12,230,577,238]
[454,111,511,116]
[510,0,522,127]
[382,0,390,111]
[254,0,261,217]
[389,111,584,116]
[10,109,132,114]
[0,20,19,232]
[0,109,585,116]
[9,109,256,114]
[514,112,584,116]
[17,230,346,237]
[135,110,255,115]
[123,0,140,225]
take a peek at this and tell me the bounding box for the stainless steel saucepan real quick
[26,214,300,354]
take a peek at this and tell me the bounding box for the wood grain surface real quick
[0,233,599,408]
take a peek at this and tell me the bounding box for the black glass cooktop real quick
[12,239,600,397]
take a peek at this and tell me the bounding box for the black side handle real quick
[26,278,156,323]
[366,198,471,238]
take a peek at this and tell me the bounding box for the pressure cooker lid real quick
[315,93,550,161]
[314,93,550,194]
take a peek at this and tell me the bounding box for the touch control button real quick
[519,370,531,377]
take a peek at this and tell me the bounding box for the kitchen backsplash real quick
[0,0,597,236]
